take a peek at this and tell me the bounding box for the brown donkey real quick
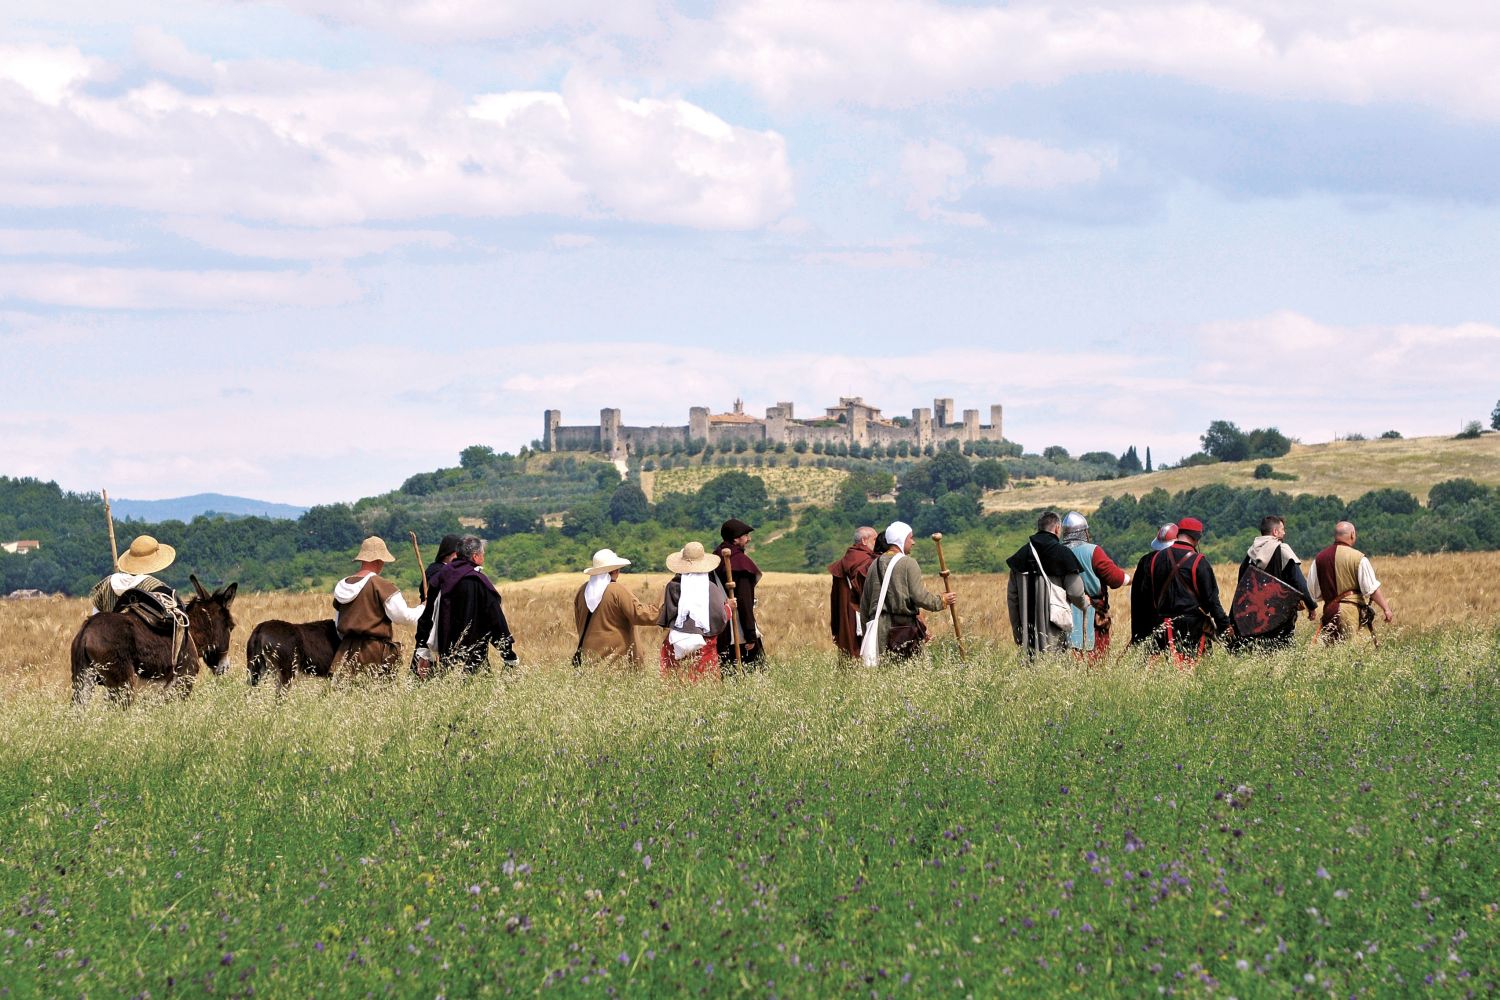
[70,575,238,705]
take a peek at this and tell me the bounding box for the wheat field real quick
[5,550,1498,695]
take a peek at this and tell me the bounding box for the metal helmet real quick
[1061,510,1090,544]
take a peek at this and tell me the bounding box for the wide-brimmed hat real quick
[666,541,720,575]
[1149,523,1179,551]
[720,518,755,541]
[118,534,176,574]
[585,548,632,575]
[353,536,397,563]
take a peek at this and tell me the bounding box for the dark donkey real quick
[246,619,340,688]
[70,575,239,705]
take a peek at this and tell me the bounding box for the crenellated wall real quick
[541,397,1005,454]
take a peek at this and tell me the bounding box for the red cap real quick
[1177,516,1204,534]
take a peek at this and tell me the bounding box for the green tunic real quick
[858,553,946,655]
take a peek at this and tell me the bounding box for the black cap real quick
[720,518,755,541]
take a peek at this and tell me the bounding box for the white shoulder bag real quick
[859,552,904,666]
[1028,542,1074,630]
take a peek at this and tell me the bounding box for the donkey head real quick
[187,574,239,676]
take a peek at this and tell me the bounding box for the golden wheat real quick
[5,550,1496,697]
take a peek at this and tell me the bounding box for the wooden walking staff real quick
[102,489,119,570]
[930,532,966,661]
[720,547,742,668]
[408,531,427,603]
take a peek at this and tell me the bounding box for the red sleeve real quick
[1092,546,1127,588]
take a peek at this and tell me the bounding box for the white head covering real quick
[884,521,913,553]
[673,572,712,631]
[583,573,611,613]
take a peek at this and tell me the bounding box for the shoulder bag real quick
[1028,542,1074,630]
[859,552,904,666]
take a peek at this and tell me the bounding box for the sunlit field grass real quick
[1,557,1496,995]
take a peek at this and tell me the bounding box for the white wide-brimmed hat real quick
[354,536,398,563]
[118,534,176,575]
[585,548,632,575]
[666,541,720,575]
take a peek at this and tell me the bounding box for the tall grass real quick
[1,618,1496,995]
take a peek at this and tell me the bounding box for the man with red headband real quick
[1136,516,1230,660]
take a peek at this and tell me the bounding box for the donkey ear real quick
[190,574,211,600]
[217,582,238,606]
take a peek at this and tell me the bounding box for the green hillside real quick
[983,433,1500,514]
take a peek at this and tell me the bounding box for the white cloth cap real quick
[885,521,913,552]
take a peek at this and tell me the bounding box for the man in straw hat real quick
[656,541,731,681]
[88,533,191,663]
[89,534,179,615]
[331,536,425,676]
[859,521,956,662]
[573,548,661,669]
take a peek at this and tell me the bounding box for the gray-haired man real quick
[430,535,518,672]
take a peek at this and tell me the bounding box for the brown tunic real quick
[573,580,661,669]
[333,573,402,676]
[827,545,875,657]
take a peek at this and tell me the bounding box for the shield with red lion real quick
[1231,564,1302,637]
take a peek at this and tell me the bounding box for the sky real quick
[4,0,1500,504]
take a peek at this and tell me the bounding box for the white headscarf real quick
[885,520,913,553]
[583,573,611,613]
[673,572,712,631]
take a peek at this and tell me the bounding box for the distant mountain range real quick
[112,493,309,522]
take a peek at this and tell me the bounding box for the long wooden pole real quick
[930,532,966,660]
[408,531,427,603]
[102,489,119,571]
[720,547,742,668]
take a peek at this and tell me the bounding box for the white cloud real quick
[255,0,667,42]
[701,0,1500,119]
[0,42,794,232]
[0,228,129,256]
[0,263,361,309]
[899,134,1114,224]
[980,136,1116,190]
[161,218,456,260]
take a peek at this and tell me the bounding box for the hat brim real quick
[354,545,397,562]
[585,560,631,576]
[666,553,720,575]
[1150,539,1173,551]
[118,543,176,575]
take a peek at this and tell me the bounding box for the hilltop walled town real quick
[542,397,1005,456]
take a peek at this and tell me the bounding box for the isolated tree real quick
[459,444,497,470]
[1145,447,1153,472]
[972,459,1010,490]
[607,482,651,524]
[1457,420,1484,440]
[1246,427,1291,459]
[1492,398,1500,431]
[1201,421,1250,462]
[1042,445,1071,462]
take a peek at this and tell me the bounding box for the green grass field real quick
[2,634,1497,996]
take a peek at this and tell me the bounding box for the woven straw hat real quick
[353,536,398,563]
[666,541,720,575]
[585,548,632,576]
[117,534,176,574]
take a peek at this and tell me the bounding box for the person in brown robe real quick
[827,526,877,658]
[573,549,661,669]
[331,536,425,677]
